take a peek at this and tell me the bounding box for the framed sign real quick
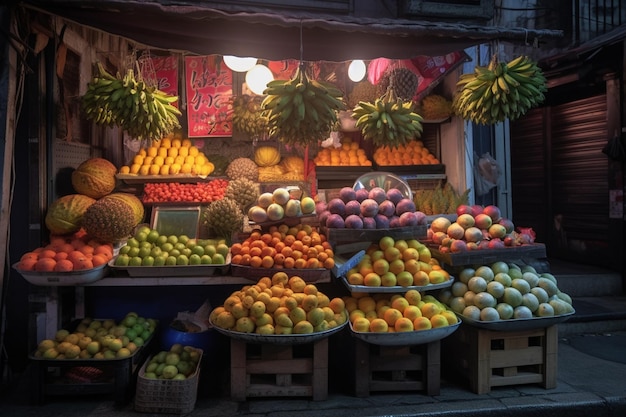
[185,55,233,137]
[150,205,202,238]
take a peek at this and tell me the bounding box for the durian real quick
[226,157,259,181]
[225,178,260,212]
[202,197,244,242]
[82,198,136,243]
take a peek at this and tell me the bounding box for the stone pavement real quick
[1,328,625,417]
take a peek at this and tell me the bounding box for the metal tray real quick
[339,275,454,293]
[230,264,331,283]
[13,262,109,286]
[210,318,347,345]
[349,319,461,346]
[457,310,576,332]
[116,173,211,184]
[107,255,231,277]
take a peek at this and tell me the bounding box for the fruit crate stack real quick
[426,205,574,394]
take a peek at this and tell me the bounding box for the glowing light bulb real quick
[223,55,257,72]
[348,59,366,82]
[246,64,275,95]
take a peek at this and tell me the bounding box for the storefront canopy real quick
[19,0,563,61]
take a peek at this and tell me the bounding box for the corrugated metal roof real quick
[20,0,563,61]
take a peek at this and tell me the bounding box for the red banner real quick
[184,55,233,137]
[150,55,179,102]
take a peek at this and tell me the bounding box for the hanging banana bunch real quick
[352,85,424,148]
[82,62,182,141]
[231,94,268,138]
[260,64,346,146]
[452,55,547,125]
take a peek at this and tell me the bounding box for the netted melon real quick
[71,158,117,199]
[100,192,145,226]
[45,194,96,235]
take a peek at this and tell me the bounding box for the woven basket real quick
[134,349,203,414]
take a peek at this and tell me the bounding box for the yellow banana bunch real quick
[452,55,547,125]
[82,62,182,141]
[261,64,346,146]
[351,89,424,148]
[231,94,268,138]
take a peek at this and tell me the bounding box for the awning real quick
[19,0,563,61]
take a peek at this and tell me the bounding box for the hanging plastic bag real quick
[473,152,502,196]
[602,135,626,161]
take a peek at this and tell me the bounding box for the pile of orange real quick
[314,138,372,167]
[16,232,114,272]
[373,140,440,166]
[118,137,215,176]
[230,223,335,270]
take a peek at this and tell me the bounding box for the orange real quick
[20,252,39,261]
[260,246,276,258]
[249,247,262,257]
[231,254,243,264]
[230,243,243,255]
[249,256,263,268]
[261,256,274,268]
[39,249,57,259]
[272,253,285,266]
[34,258,56,272]
[306,258,321,269]
[74,258,93,270]
[54,259,74,272]
[54,252,69,262]
[17,258,37,271]
[92,254,108,267]
[283,257,295,269]
[294,258,307,269]
[323,258,335,269]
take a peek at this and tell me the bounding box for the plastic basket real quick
[134,349,203,414]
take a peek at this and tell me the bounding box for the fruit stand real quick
[3,5,574,409]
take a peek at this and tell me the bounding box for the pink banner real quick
[150,55,179,103]
[184,55,233,137]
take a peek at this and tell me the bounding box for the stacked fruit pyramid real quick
[16,157,145,274]
[313,137,373,167]
[372,140,439,166]
[438,261,574,323]
[118,136,215,177]
[210,272,348,335]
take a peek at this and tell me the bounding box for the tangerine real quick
[54,259,74,272]
[34,258,56,272]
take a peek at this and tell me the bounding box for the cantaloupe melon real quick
[71,158,117,199]
[45,194,96,235]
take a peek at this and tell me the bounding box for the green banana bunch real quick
[260,64,346,146]
[452,55,547,125]
[231,94,268,138]
[81,62,182,141]
[351,88,424,148]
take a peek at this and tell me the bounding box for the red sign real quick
[184,55,233,137]
[150,55,179,102]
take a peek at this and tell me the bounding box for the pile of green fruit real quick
[261,64,346,146]
[141,343,202,380]
[114,226,229,267]
[82,62,182,141]
[452,55,547,125]
[33,312,157,360]
[438,261,574,322]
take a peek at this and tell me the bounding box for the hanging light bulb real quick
[246,64,274,95]
[348,59,366,82]
[223,55,258,72]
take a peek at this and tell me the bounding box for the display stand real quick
[229,338,329,401]
[353,338,440,397]
[442,324,558,394]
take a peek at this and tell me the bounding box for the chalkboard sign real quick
[150,206,202,238]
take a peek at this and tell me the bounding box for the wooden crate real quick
[353,339,440,397]
[442,324,558,394]
[229,338,329,401]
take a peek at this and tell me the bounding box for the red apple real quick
[483,205,502,222]
[450,239,468,253]
[488,238,505,249]
[478,240,490,249]
[471,204,484,215]
[456,204,476,217]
